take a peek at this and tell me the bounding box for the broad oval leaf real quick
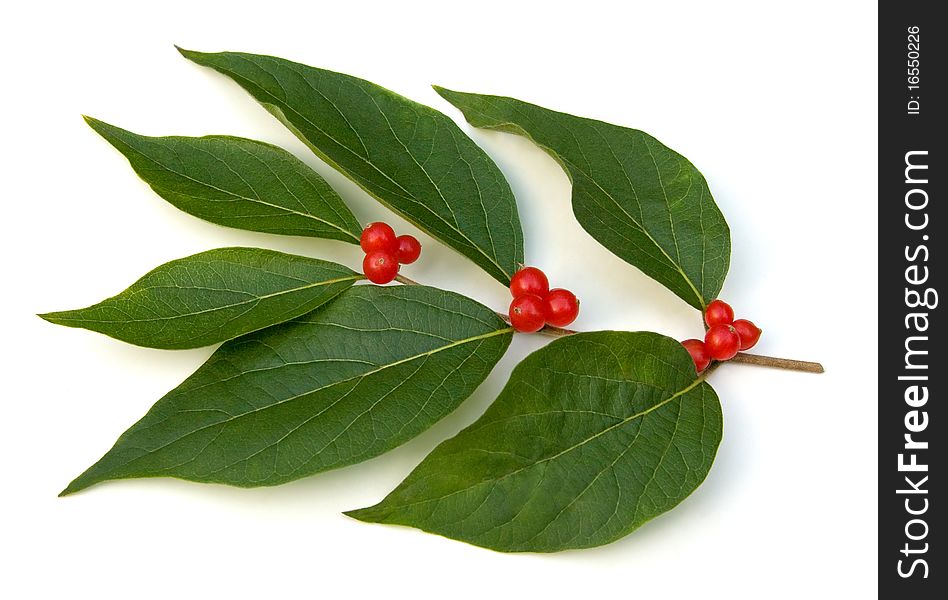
[60,284,512,495]
[40,247,360,349]
[347,331,722,552]
[85,117,362,243]
[179,49,524,286]
[434,88,730,310]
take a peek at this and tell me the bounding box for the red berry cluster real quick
[682,299,762,372]
[507,267,579,333]
[360,222,421,284]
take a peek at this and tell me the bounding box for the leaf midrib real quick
[110,326,513,471]
[49,275,362,325]
[578,163,706,309]
[261,100,513,282]
[207,54,514,281]
[442,96,707,307]
[107,131,360,242]
[368,370,708,513]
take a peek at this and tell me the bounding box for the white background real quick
[1,1,877,598]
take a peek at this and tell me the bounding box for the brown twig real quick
[394,274,421,286]
[391,275,824,373]
[728,352,824,373]
[496,312,578,337]
[396,275,576,337]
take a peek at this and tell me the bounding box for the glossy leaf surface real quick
[86,117,362,242]
[41,247,360,349]
[435,88,730,309]
[61,285,512,495]
[180,49,524,285]
[348,332,722,552]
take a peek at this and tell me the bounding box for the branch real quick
[395,274,576,337]
[394,274,421,286]
[391,275,824,373]
[729,352,824,373]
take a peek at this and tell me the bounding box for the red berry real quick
[360,222,398,255]
[542,288,579,327]
[704,299,735,327]
[509,267,549,298]
[732,319,762,350]
[705,324,741,361]
[681,339,711,373]
[395,235,422,264]
[509,294,545,333]
[362,251,399,284]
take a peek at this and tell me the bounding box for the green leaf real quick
[60,284,512,495]
[40,248,360,349]
[84,117,362,243]
[434,88,730,310]
[347,331,722,552]
[179,49,524,285]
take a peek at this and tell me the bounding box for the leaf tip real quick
[431,85,455,101]
[175,46,206,63]
[58,478,85,497]
[81,115,124,140]
[342,506,380,524]
[37,311,63,325]
[38,309,87,329]
[82,115,109,135]
[58,462,107,496]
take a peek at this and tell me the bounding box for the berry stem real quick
[390,276,823,373]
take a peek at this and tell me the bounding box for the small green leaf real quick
[60,285,512,495]
[434,88,730,310]
[40,248,360,349]
[347,331,722,552]
[85,117,362,243]
[179,49,524,285]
